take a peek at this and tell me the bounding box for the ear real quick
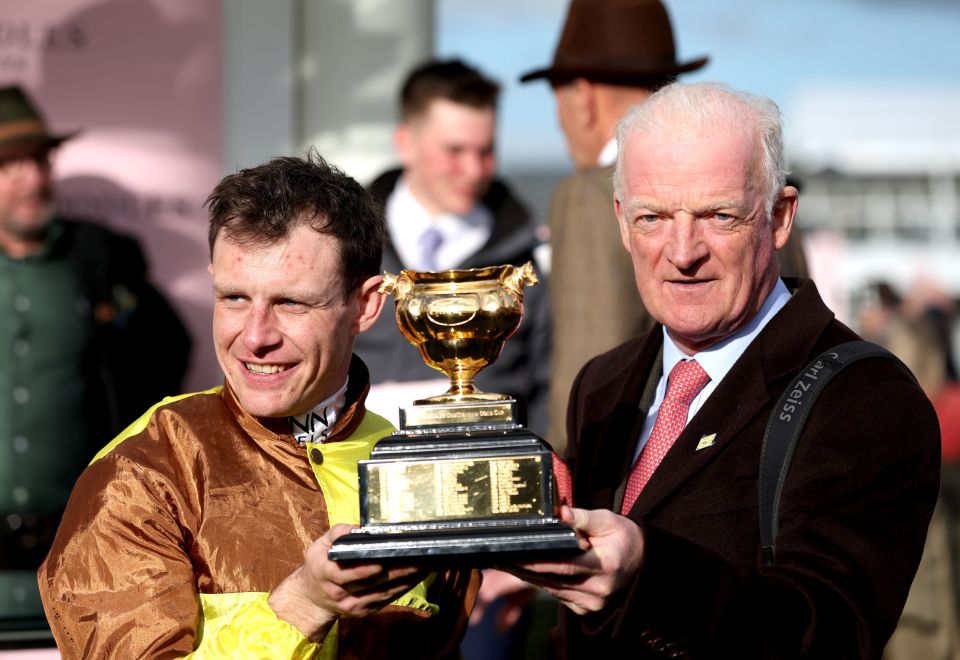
[771,185,799,251]
[614,195,632,253]
[394,123,414,167]
[352,274,386,335]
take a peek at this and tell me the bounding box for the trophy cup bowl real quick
[380,262,537,404]
[328,262,580,564]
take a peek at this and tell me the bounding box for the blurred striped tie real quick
[419,226,443,271]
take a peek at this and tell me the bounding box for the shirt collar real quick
[662,278,792,387]
[386,175,493,271]
[597,137,618,168]
[390,176,490,233]
[285,378,349,444]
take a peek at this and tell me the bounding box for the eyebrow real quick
[621,199,665,217]
[690,200,751,216]
[622,199,750,217]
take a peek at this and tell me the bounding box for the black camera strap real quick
[759,340,904,566]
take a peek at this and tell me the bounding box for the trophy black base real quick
[328,520,580,563]
[328,423,581,565]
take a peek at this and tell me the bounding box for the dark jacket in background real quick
[65,219,191,440]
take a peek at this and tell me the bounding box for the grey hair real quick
[613,82,788,218]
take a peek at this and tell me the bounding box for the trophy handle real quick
[379,271,398,295]
[379,271,414,300]
[500,261,538,298]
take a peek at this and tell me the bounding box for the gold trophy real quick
[329,263,579,562]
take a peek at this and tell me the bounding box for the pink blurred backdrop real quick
[0,0,223,393]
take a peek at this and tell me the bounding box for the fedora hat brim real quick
[519,0,709,88]
[519,55,709,85]
[0,129,79,161]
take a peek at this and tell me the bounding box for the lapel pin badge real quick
[696,433,717,451]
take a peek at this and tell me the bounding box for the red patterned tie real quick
[620,359,710,515]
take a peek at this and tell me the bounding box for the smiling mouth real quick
[245,363,289,374]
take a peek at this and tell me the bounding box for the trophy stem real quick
[414,369,510,405]
[447,369,479,398]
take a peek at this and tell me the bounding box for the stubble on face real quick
[0,152,55,251]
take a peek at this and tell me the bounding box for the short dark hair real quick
[400,58,500,121]
[205,151,385,300]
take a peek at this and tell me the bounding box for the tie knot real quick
[665,359,710,406]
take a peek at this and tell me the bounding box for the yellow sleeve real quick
[185,595,325,659]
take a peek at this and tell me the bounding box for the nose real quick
[242,303,282,354]
[665,217,709,272]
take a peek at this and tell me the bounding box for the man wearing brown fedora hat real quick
[0,85,189,607]
[519,0,710,457]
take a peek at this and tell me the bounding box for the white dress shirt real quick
[385,177,493,271]
[631,278,792,463]
[597,137,618,168]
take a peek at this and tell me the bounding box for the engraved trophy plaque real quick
[328,263,580,562]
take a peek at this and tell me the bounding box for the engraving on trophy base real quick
[364,454,545,524]
[328,428,582,564]
[399,400,518,431]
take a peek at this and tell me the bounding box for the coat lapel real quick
[573,332,662,512]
